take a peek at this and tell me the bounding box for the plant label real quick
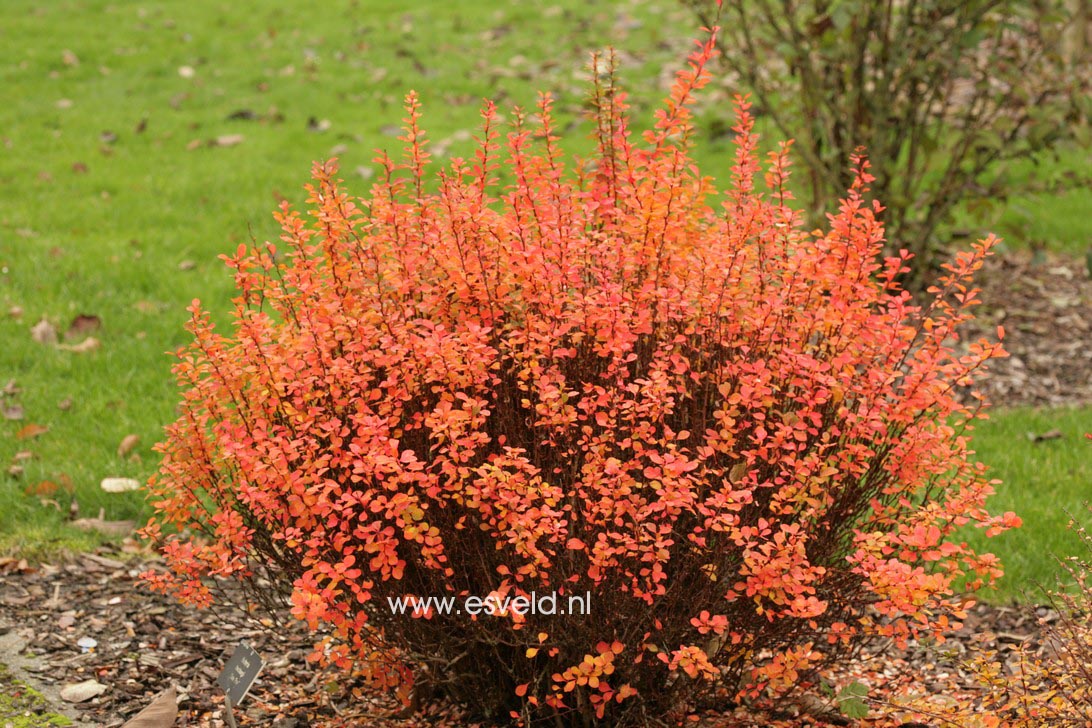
[216,641,263,706]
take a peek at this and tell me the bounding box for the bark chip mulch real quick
[0,546,1058,727]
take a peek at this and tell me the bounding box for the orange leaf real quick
[16,423,49,439]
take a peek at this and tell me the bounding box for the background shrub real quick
[143,34,1018,726]
[686,0,1090,290]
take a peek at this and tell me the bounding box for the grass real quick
[964,407,1092,604]
[0,0,1089,602]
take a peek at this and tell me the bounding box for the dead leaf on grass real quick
[66,313,102,339]
[59,336,101,353]
[31,318,58,344]
[212,133,245,148]
[2,402,24,420]
[72,507,136,536]
[117,434,141,457]
[1027,429,1064,443]
[58,397,73,411]
[16,423,49,439]
[25,480,59,497]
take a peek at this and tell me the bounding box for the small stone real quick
[100,477,141,493]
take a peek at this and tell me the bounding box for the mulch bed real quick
[0,544,1056,727]
[957,250,1092,408]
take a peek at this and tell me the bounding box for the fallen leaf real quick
[62,49,80,66]
[58,336,101,353]
[121,686,178,728]
[1027,429,1064,443]
[3,380,19,396]
[8,305,23,318]
[60,679,107,703]
[66,313,102,339]
[100,130,118,145]
[71,517,136,536]
[212,134,245,147]
[185,138,202,151]
[0,557,34,575]
[2,403,24,420]
[117,434,141,457]
[58,397,73,411]
[7,465,23,477]
[31,318,58,345]
[72,161,88,174]
[16,423,49,439]
[12,451,33,462]
[178,260,196,271]
[101,477,141,493]
[24,480,58,497]
[178,65,195,78]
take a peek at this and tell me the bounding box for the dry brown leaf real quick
[2,403,24,420]
[66,313,102,339]
[212,133,245,147]
[59,336,101,353]
[31,318,58,345]
[121,686,178,728]
[1028,429,1064,443]
[71,516,136,536]
[16,423,49,439]
[118,434,141,457]
[60,679,106,703]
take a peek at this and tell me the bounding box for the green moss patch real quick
[0,664,72,727]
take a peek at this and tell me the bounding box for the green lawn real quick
[1,0,1089,606]
[964,406,1092,604]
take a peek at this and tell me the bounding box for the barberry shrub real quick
[143,33,1018,726]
